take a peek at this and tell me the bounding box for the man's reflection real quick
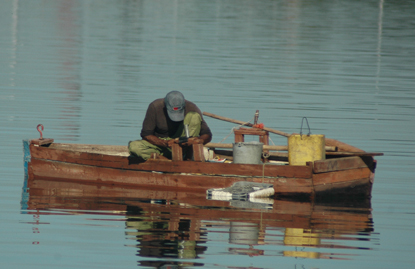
[125,205,207,260]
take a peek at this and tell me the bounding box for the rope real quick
[269,136,276,146]
[219,116,255,143]
[218,127,236,144]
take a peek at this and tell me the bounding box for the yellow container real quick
[288,134,325,165]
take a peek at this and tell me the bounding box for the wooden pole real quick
[203,111,290,137]
[205,142,337,152]
[203,111,364,153]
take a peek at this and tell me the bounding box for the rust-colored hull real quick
[24,140,377,199]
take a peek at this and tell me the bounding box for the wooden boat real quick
[24,120,382,200]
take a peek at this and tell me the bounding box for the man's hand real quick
[180,134,212,146]
[167,138,179,147]
[180,137,203,146]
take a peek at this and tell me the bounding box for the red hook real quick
[37,124,44,140]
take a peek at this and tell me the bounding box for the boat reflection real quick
[22,175,375,265]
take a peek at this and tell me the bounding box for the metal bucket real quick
[233,141,263,164]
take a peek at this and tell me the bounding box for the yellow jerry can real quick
[288,134,325,166]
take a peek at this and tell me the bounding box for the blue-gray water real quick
[1,0,415,268]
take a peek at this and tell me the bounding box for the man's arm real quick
[143,135,169,147]
[198,133,212,144]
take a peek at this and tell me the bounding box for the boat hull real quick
[24,140,376,199]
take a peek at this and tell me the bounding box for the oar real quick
[202,111,365,152]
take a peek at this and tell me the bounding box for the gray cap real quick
[165,91,185,122]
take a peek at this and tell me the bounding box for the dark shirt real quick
[140,98,212,139]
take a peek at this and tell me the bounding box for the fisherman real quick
[128,91,212,160]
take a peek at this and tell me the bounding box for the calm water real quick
[1,0,415,268]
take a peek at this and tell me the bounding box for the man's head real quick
[165,91,185,122]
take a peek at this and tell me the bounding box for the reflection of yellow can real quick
[288,134,325,165]
[283,228,321,259]
[283,250,320,259]
[284,228,321,246]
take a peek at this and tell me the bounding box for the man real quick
[128,91,212,160]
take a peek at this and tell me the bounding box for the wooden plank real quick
[234,128,270,146]
[29,158,313,195]
[192,144,205,162]
[206,143,337,152]
[48,143,129,155]
[272,177,313,194]
[30,144,313,179]
[313,156,373,173]
[234,127,268,136]
[203,111,290,137]
[171,143,183,161]
[28,158,216,190]
[326,151,383,157]
[313,168,372,186]
[49,141,338,155]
